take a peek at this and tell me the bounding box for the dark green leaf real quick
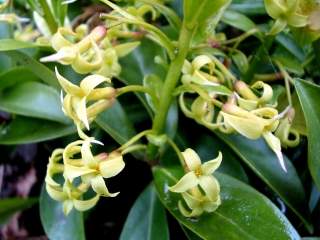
[0,82,69,124]
[0,198,38,225]
[0,39,37,51]
[228,0,266,15]
[95,101,136,145]
[0,67,38,90]
[275,33,306,62]
[153,167,300,240]
[215,132,312,232]
[120,184,169,240]
[4,50,59,88]
[0,116,75,145]
[40,186,85,240]
[272,46,304,75]
[294,79,320,191]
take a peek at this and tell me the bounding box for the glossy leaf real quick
[0,82,69,124]
[294,79,320,191]
[275,33,306,62]
[228,0,266,15]
[40,186,85,240]
[0,67,38,90]
[120,184,169,240]
[0,198,38,225]
[0,39,37,51]
[0,116,75,145]
[95,101,136,145]
[153,166,300,240]
[215,132,312,232]
[4,50,59,88]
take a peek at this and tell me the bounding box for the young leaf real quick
[228,0,266,15]
[40,186,85,240]
[0,39,37,51]
[0,82,69,124]
[0,198,38,225]
[153,166,300,240]
[120,183,169,240]
[0,116,75,145]
[215,132,313,232]
[294,79,320,191]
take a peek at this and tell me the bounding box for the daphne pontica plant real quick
[0,0,319,239]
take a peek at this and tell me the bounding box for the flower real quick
[63,139,125,197]
[45,149,100,215]
[55,68,115,136]
[169,148,222,217]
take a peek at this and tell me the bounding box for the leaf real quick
[40,186,85,240]
[230,49,249,74]
[0,39,37,51]
[0,82,69,124]
[120,39,167,117]
[4,50,59,88]
[275,33,306,62]
[222,10,262,40]
[0,116,75,145]
[95,101,136,145]
[143,74,163,112]
[215,132,313,232]
[0,198,38,225]
[0,67,39,90]
[184,0,231,29]
[228,0,266,15]
[272,46,304,75]
[153,166,300,240]
[294,79,320,191]
[120,183,169,240]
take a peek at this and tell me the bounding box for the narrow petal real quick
[181,192,201,209]
[75,97,90,130]
[99,156,125,178]
[178,200,203,217]
[46,184,66,202]
[169,172,199,193]
[182,148,201,171]
[73,194,100,211]
[199,175,220,201]
[81,139,97,167]
[80,74,110,95]
[91,175,119,197]
[263,132,287,172]
[64,164,96,182]
[55,67,82,95]
[201,152,222,175]
[203,195,221,213]
[63,200,74,215]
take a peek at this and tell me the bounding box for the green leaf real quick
[222,10,261,40]
[294,79,320,191]
[0,82,69,124]
[184,0,231,29]
[272,46,304,75]
[0,198,38,225]
[230,49,249,74]
[275,33,306,62]
[228,0,266,15]
[4,50,59,88]
[143,74,163,112]
[95,101,136,145]
[40,186,85,240]
[215,132,313,232]
[120,39,167,117]
[0,39,37,51]
[153,167,300,240]
[0,67,39,90]
[120,183,169,240]
[0,116,75,145]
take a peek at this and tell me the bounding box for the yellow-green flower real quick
[45,149,100,215]
[169,148,222,217]
[55,68,115,136]
[63,139,125,197]
[182,55,221,86]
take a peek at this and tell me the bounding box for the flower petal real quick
[80,74,110,95]
[178,200,203,217]
[199,175,220,201]
[63,199,74,215]
[46,184,66,202]
[91,175,119,197]
[169,171,198,193]
[81,139,97,167]
[99,155,125,178]
[182,148,201,171]
[73,194,100,211]
[55,67,82,95]
[201,152,222,175]
[64,164,96,182]
[75,97,90,130]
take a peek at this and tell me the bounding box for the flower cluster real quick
[169,149,222,217]
[41,25,139,76]
[178,55,300,171]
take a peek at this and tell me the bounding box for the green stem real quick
[117,85,156,100]
[276,61,292,106]
[39,0,58,34]
[117,129,153,152]
[152,25,193,134]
